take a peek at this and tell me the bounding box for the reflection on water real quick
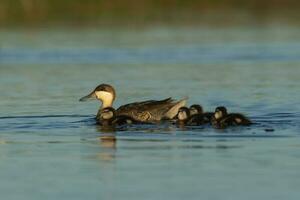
[96,132,117,162]
[0,26,300,200]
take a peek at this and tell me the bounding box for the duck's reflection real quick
[100,134,116,148]
[93,123,246,163]
[95,125,117,161]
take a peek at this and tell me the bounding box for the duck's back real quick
[116,98,185,122]
[223,113,252,125]
[112,115,137,126]
[186,114,211,125]
[202,112,214,121]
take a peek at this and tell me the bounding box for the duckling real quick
[98,107,137,127]
[189,104,203,115]
[189,104,214,121]
[80,83,187,122]
[177,107,210,126]
[177,107,190,125]
[211,106,252,129]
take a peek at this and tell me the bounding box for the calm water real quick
[1,26,300,200]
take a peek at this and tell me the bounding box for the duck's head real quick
[189,104,203,115]
[100,107,116,120]
[177,107,190,121]
[79,84,116,108]
[214,106,227,120]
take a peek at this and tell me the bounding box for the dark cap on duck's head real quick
[94,84,116,95]
[100,107,116,120]
[79,84,116,108]
[177,106,190,121]
[214,106,228,119]
[189,104,203,115]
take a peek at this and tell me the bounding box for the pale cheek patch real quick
[95,91,114,107]
[178,112,187,120]
[235,118,242,123]
[95,91,113,100]
[102,112,113,119]
[214,112,222,119]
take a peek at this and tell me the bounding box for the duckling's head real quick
[189,104,203,115]
[177,107,190,121]
[79,84,116,108]
[100,107,116,120]
[214,106,227,119]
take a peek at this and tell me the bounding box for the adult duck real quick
[80,84,187,123]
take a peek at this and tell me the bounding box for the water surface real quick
[0,26,300,200]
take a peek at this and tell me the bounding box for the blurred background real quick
[1,0,300,115]
[0,0,300,27]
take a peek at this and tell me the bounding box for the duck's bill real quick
[79,92,97,102]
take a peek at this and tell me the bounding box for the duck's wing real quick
[112,116,135,126]
[189,112,215,125]
[163,98,187,119]
[116,98,173,113]
[228,113,252,125]
[116,97,187,122]
[201,112,214,122]
[215,117,230,129]
[187,114,205,125]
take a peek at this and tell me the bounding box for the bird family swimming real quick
[80,84,187,123]
[98,107,139,126]
[176,107,211,126]
[79,84,252,129]
[211,106,252,129]
[175,105,252,129]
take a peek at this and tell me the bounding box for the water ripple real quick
[0,112,299,137]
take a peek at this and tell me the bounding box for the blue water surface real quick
[0,26,300,200]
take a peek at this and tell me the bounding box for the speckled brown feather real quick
[115,97,184,122]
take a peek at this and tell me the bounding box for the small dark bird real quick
[211,106,252,129]
[189,104,214,121]
[189,104,203,115]
[176,107,210,126]
[97,107,138,127]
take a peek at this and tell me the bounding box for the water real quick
[1,26,300,200]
